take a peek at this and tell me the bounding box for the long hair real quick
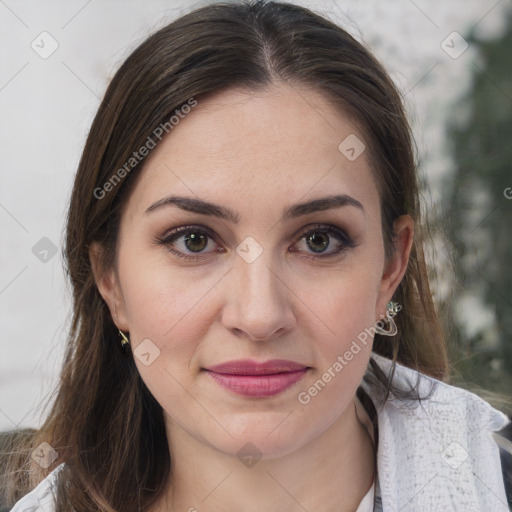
[2,1,448,509]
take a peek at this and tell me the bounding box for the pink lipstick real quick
[204,359,309,397]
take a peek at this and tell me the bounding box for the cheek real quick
[301,251,383,388]
[294,279,378,422]
[123,266,217,416]
[114,232,382,453]
[313,285,376,374]
[119,242,218,336]
[119,231,384,358]
[312,257,383,340]
[116,249,224,400]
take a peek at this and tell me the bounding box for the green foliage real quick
[443,12,512,414]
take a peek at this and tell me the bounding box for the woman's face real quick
[92,82,411,459]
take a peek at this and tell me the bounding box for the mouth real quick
[203,359,310,397]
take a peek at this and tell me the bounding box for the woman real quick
[3,1,511,511]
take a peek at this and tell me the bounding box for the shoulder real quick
[494,420,512,509]
[367,352,510,431]
[362,352,512,511]
[10,463,64,512]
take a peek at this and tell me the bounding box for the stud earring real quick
[374,301,401,336]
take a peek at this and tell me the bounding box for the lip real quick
[204,359,309,397]
[206,359,308,375]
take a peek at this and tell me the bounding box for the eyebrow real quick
[144,194,364,222]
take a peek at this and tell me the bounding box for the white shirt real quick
[355,479,375,512]
[11,352,511,511]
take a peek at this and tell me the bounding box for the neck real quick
[154,397,375,512]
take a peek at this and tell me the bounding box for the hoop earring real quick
[374,301,401,336]
[119,329,130,350]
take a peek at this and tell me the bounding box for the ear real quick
[89,241,129,331]
[375,215,414,318]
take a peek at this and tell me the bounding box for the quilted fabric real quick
[360,353,511,511]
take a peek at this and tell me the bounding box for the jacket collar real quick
[359,352,511,511]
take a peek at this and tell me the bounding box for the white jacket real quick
[360,353,511,511]
[10,352,512,511]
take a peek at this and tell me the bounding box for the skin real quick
[90,81,414,512]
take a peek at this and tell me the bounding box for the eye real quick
[291,224,355,260]
[155,223,355,262]
[155,225,222,261]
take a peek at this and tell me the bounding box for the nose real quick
[221,249,296,342]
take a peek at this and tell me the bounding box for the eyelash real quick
[154,224,355,262]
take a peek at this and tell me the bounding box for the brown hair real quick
[2,1,448,509]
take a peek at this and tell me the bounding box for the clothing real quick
[359,353,511,511]
[10,461,63,511]
[10,352,512,511]
[355,476,375,512]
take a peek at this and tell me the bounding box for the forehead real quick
[124,82,379,219]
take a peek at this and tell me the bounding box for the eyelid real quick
[291,222,353,244]
[161,224,217,241]
[156,222,355,261]
[156,224,224,262]
[289,223,355,259]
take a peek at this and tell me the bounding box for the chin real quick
[201,417,313,462]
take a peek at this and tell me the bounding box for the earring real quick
[374,301,401,336]
[119,329,130,349]
[114,305,130,350]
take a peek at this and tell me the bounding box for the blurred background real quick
[1,0,511,433]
